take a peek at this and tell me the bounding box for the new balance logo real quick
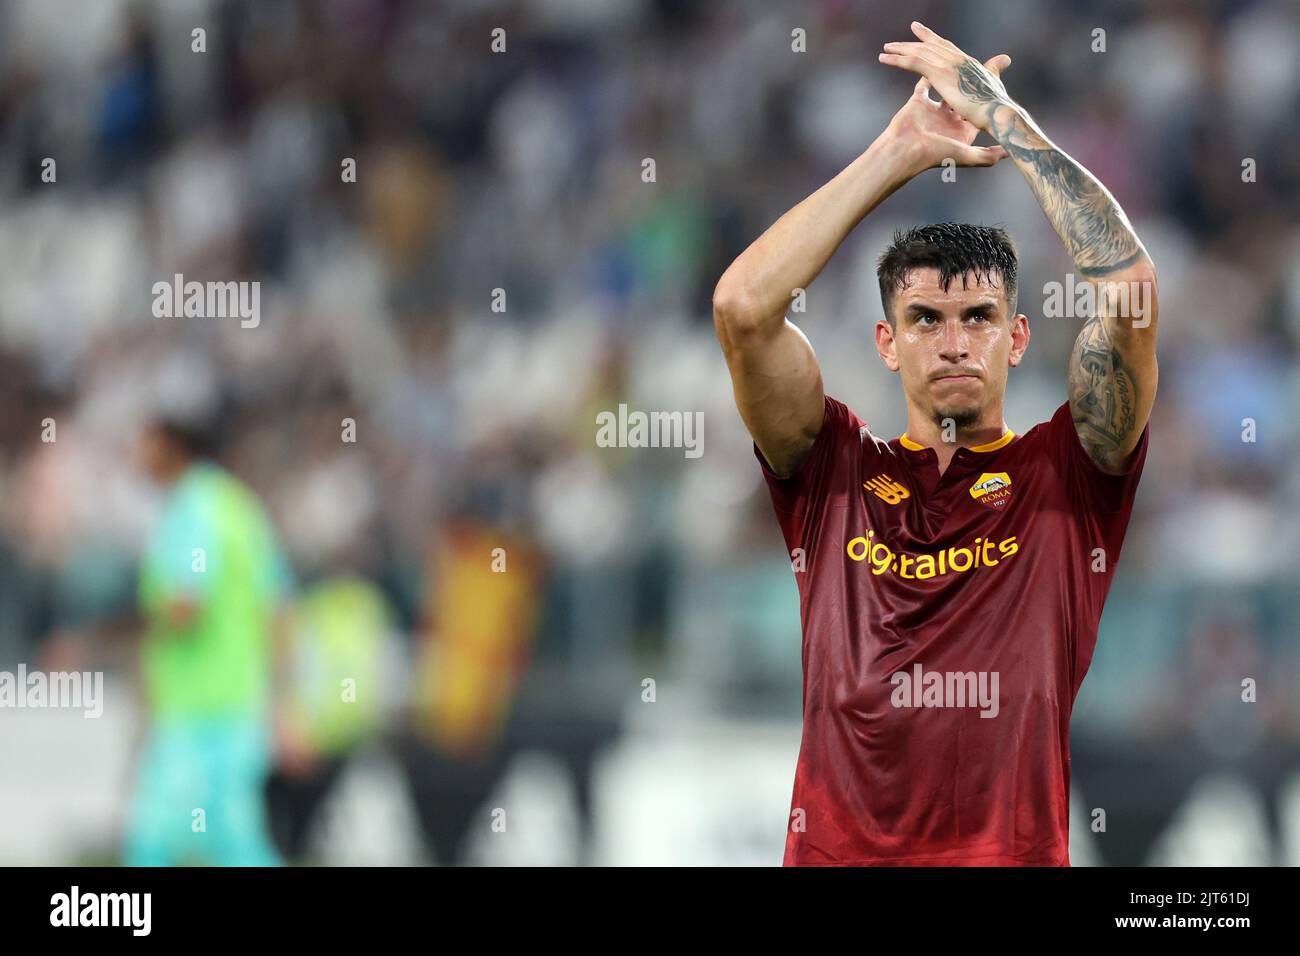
[864,474,909,505]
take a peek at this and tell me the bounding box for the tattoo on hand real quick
[956,59,1001,104]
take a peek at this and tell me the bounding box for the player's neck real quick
[157,457,198,488]
[901,406,1010,474]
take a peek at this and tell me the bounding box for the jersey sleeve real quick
[753,394,869,552]
[144,492,223,605]
[1044,400,1149,517]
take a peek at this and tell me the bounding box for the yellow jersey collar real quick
[898,429,1015,453]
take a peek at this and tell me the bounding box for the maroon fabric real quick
[757,395,1148,865]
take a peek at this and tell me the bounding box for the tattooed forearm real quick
[895,43,1156,469]
[983,96,1154,466]
[1068,314,1138,470]
[985,103,1143,276]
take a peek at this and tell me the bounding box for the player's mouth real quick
[931,372,981,383]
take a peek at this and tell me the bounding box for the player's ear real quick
[1008,313,1030,367]
[876,318,900,372]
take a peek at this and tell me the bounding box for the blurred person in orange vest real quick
[397,514,542,865]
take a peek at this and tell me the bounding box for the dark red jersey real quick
[757,395,1149,865]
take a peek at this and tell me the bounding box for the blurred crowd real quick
[0,0,1298,864]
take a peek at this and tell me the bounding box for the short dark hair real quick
[876,222,1018,321]
[153,415,221,460]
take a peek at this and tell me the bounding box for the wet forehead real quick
[896,267,1008,311]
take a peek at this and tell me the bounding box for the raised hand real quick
[879,21,1014,135]
[882,64,1011,176]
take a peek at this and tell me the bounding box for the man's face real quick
[134,425,182,486]
[876,267,1029,428]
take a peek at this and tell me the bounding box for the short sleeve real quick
[148,492,222,599]
[1044,400,1149,516]
[753,395,867,548]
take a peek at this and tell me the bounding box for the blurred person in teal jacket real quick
[128,415,292,866]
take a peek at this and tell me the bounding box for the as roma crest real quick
[969,472,1013,510]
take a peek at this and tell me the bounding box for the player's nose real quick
[938,318,969,360]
